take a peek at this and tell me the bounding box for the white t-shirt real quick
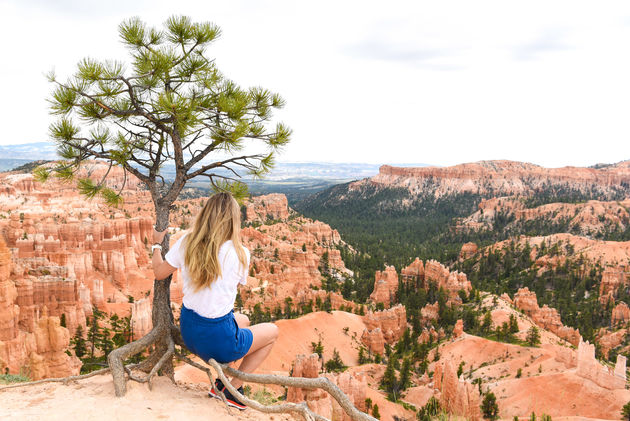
[165,233,250,319]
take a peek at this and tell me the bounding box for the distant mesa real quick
[350,160,630,197]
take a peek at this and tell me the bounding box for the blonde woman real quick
[151,192,279,410]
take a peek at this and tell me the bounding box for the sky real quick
[1,0,629,167]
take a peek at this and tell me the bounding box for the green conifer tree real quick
[482,392,499,420]
[37,15,291,396]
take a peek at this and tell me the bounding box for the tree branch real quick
[173,352,376,421]
[185,154,264,180]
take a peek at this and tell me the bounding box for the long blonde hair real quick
[184,192,247,292]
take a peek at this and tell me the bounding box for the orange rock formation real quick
[600,266,630,304]
[358,161,630,198]
[433,359,482,421]
[243,193,290,223]
[364,305,406,340]
[396,258,472,306]
[575,338,626,390]
[612,301,630,326]
[457,197,630,237]
[512,287,581,346]
[369,266,398,308]
[287,353,367,420]
[453,319,464,338]
[459,242,478,260]
[0,238,81,378]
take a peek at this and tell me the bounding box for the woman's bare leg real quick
[234,313,250,328]
[229,322,278,389]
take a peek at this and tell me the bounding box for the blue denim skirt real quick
[180,305,253,364]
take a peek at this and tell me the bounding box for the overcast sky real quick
[1,0,629,167]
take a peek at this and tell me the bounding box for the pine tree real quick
[311,338,324,358]
[509,314,519,334]
[372,404,381,420]
[399,358,412,390]
[358,346,371,365]
[284,297,293,319]
[324,349,346,373]
[87,310,103,359]
[71,325,87,359]
[38,15,291,396]
[60,313,67,328]
[381,357,398,400]
[481,311,493,335]
[482,392,499,420]
[320,251,330,272]
[526,326,541,346]
[621,401,630,421]
[418,397,440,421]
[434,345,441,362]
[99,326,115,357]
[324,294,332,313]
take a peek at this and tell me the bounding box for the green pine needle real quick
[101,188,123,207]
[32,167,51,183]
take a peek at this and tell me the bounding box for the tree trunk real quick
[138,205,174,376]
[108,203,177,396]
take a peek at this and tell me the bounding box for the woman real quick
[151,192,279,410]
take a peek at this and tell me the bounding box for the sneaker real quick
[210,378,225,394]
[208,379,247,410]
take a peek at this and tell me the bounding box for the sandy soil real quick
[0,374,292,421]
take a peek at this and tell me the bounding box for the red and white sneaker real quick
[208,379,247,410]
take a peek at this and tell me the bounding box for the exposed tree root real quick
[107,322,162,396]
[175,352,377,421]
[146,335,175,390]
[0,363,137,391]
[1,348,375,421]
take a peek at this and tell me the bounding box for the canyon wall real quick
[1,162,355,379]
[0,238,81,379]
[0,164,157,378]
[362,161,630,198]
[612,302,630,326]
[456,197,630,237]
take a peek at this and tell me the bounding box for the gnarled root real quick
[107,325,161,396]
[0,363,138,392]
[174,352,377,421]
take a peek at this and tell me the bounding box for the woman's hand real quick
[153,227,168,244]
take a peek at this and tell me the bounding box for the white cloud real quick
[1,0,629,168]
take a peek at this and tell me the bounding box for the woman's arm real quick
[152,228,177,280]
